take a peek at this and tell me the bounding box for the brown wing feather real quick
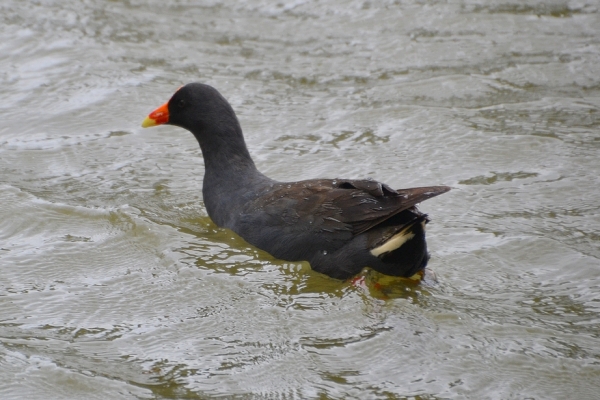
[258,179,450,237]
[327,181,450,235]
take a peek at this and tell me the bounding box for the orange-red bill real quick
[141,101,169,128]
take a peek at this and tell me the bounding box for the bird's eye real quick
[177,99,186,109]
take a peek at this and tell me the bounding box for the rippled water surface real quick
[1,0,600,399]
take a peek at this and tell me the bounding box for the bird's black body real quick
[145,83,450,280]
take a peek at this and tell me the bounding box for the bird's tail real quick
[368,213,429,277]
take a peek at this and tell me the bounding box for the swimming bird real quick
[142,83,450,280]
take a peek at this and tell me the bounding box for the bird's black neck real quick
[193,123,271,227]
[198,127,256,176]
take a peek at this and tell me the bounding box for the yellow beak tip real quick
[141,117,157,128]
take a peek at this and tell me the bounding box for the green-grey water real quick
[1,1,599,399]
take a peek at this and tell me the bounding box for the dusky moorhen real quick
[142,83,450,280]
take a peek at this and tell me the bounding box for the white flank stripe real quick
[370,230,415,257]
